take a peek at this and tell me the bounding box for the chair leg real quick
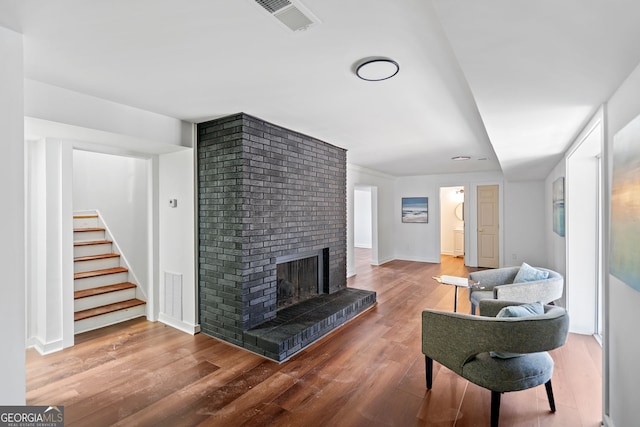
[471,304,476,315]
[491,391,501,427]
[425,356,433,389]
[545,380,556,412]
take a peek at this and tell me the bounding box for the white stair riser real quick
[74,272,129,291]
[74,257,120,273]
[74,305,146,334]
[74,230,105,242]
[74,289,136,312]
[74,243,112,258]
[73,217,99,229]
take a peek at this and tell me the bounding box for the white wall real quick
[0,25,25,404]
[348,168,518,271]
[354,188,372,248]
[158,149,198,333]
[394,172,504,266]
[604,61,640,427]
[347,164,395,276]
[394,176,439,262]
[544,62,640,426]
[25,80,192,149]
[73,150,150,294]
[503,181,546,267]
[440,187,464,255]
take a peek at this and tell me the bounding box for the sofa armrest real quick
[495,277,563,304]
[422,310,488,375]
[468,267,519,288]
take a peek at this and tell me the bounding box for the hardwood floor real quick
[26,250,602,426]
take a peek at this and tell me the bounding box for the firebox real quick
[276,249,329,310]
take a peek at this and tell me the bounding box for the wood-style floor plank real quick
[26,251,603,426]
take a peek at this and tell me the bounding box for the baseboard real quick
[29,336,63,355]
[354,243,372,249]
[394,255,439,263]
[349,257,393,275]
[372,256,394,266]
[158,313,200,335]
[602,414,614,427]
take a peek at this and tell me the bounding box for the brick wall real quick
[197,113,347,347]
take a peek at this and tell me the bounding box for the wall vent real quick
[164,272,183,320]
[253,0,320,32]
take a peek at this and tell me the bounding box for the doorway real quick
[440,186,465,261]
[25,141,156,353]
[566,121,603,335]
[353,185,379,273]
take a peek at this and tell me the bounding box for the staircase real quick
[73,213,146,334]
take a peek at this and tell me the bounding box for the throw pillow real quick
[513,262,549,283]
[490,301,544,359]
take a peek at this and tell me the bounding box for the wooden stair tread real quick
[74,299,145,321]
[74,253,120,262]
[74,282,136,299]
[74,267,128,280]
[73,214,98,219]
[74,227,105,232]
[74,239,112,247]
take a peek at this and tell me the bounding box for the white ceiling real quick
[2,0,640,179]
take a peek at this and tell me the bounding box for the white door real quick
[477,185,499,268]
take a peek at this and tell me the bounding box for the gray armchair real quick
[422,299,569,427]
[468,266,563,314]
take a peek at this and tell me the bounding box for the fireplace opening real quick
[276,249,328,310]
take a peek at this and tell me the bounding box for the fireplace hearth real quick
[197,113,376,361]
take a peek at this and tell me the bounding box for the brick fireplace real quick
[197,113,375,361]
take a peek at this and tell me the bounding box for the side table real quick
[432,275,481,312]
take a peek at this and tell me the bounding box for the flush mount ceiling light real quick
[451,156,471,161]
[355,58,400,81]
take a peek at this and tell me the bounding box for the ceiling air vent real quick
[255,0,291,13]
[253,0,320,32]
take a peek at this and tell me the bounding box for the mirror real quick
[455,202,464,221]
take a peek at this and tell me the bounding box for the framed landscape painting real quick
[402,197,428,223]
[611,114,640,292]
[552,177,565,237]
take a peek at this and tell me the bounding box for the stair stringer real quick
[92,209,148,304]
